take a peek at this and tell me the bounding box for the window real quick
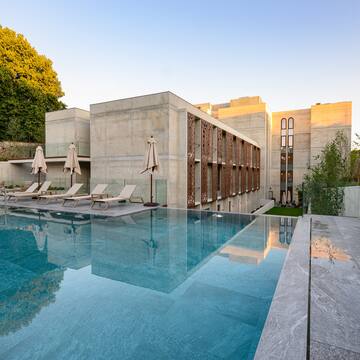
[217,166,221,192]
[279,117,294,201]
[288,135,293,147]
[288,117,294,129]
[280,171,286,185]
[245,169,248,192]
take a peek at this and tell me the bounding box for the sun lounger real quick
[91,185,136,209]
[7,181,52,201]
[62,184,108,207]
[4,183,39,200]
[38,183,83,204]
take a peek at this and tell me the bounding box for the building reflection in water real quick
[90,209,254,293]
[0,207,297,337]
[220,216,296,265]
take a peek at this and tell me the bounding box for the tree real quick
[0,26,65,142]
[350,133,360,183]
[303,131,349,215]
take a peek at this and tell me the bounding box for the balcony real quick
[45,141,90,158]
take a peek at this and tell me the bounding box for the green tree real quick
[303,131,349,215]
[350,133,360,183]
[0,26,65,142]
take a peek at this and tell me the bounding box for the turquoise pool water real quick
[0,207,296,360]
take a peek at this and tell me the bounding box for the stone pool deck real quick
[0,199,156,217]
[255,214,360,360]
[310,215,360,359]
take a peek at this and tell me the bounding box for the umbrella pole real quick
[71,171,73,187]
[38,171,41,187]
[150,172,153,203]
[144,171,159,207]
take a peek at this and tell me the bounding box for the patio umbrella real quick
[31,146,47,186]
[32,224,48,252]
[64,143,81,186]
[141,136,160,206]
[281,191,287,206]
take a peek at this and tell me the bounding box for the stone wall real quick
[0,141,39,161]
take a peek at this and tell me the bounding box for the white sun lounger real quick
[38,183,83,204]
[62,184,108,207]
[4,183,39,200]
[7,181,52,201]
[91,185,136,209]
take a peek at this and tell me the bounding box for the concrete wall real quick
[0,161,33,186]
[253,200,274,215]
[310,102,352,165]
[201,190,260,213]
[45,162,90,191]
[46,108,90,157]
[343,186,360,217]
[90,92,260,211]
[90,92,185,207]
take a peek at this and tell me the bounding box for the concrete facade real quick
[0,92,352,213]
[45,107,90,158]
[343,186,360,217]
[90,92,261,210]
[197,97,352,203]
[202,97,272,200]
[45,108,91,190]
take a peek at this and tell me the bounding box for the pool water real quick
[0,207,296,360]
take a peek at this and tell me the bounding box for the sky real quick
[1,0,359,140]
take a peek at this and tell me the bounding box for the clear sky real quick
[1,0,359,140]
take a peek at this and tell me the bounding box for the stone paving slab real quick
[310,215,360,358]
[310,340,360,360]
[254,216,310,360]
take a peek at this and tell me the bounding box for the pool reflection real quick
[0,208,297,296]
[0,207,297,358]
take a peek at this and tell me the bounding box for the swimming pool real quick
[0,207,296,359]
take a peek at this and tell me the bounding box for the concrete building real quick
[197,97,352,203]
[0,92,352,212]
[90,92,261,211]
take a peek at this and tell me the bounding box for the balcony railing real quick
[45,142,90,158]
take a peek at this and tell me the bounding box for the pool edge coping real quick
[254,215,310,360]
